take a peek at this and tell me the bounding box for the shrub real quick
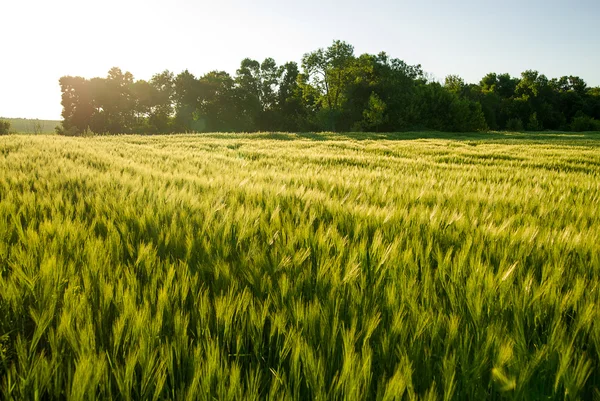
[81,126,97,137]
[570,115,600,132]
[0,120,10,135]
[505,118,524,132]
[526,113,542,131]
[31,120,43,134]
[55,124,80,136]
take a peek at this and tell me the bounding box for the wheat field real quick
[0,132,599,400]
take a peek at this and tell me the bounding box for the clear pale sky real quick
[1,0,599,120]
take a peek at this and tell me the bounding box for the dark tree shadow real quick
[288,131,600,146]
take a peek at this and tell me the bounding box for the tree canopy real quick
[58,40,600,135]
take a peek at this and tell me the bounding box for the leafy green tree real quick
[546,75,594,128]
[259,58,281,111]
[445,75,465,95]
[149,70,175,133]
[370,53,424,131]
[414,82,487,132]
[198,71,241,131]
[336,52,424,132]
[551,76,587,95]
[302,40,356,130]
[276,62,308,131]
[235,59,262,128]
[516,70,549,99]
[361,92,387,132]
[234,58,283,131]
[586,87,600,121]
[481,73,519,98]
[478,73,521,129]
[334,53,380,131]
[55,40,599,135]
[174,70,202,131]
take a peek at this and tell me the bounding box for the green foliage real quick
[505,117,524,132]
[361,92,387,131]
[302,40,356,130]
[570,114,600,132]
[412,83,487,132]
[526,112,542,131]
[0,119,10,135]
[56,41,600,134]
[1,132,600,400]
[444,74,465,94]
[55,123,81,136]
[450,98,488,132]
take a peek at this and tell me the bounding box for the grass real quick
[0,131,599,400]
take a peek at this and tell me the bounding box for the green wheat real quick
[0,131,599,400]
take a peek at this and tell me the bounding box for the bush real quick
[81,127,98,137]
[55,124,80,136]
[0,120,10,135]
[526,113,542,131]
[570,115,600,132]
[30,120,43,134]
[505,118,524,132]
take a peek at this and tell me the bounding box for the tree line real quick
[57,40,600,135]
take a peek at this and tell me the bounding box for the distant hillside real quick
[0,118,61,134]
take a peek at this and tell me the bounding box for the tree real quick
[368,53,423,131]
[361,92,387,132]
[481,73,519,98]
[445,75,465,94]
[198,71,239,131]
[234,58,279,130]
[413,82,487,132]
[55,40,599,135]
[526,112,542,131]
[104,67,136,133]
[478,73,520,129]
[276,62,308,131]
[0,120,10,135]
[174,70,201,131]
[59,76,95,134]
[87,77,108,133]
[75,68,137,134]
[149,70,175,133]
[259,58,281,112]
[130,79,157,133]
[302,40,356,130]
[516,70,548,99]
[551,76,587,95]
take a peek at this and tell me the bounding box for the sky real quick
[1,0,599,120]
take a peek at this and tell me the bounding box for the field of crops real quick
[1,131,599,400]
